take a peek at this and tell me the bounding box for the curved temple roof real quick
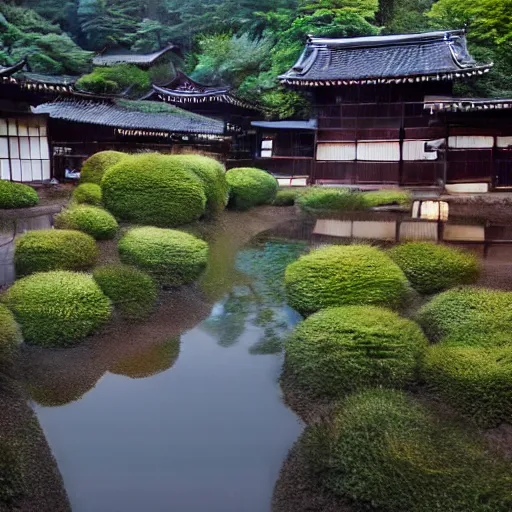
[93,44,179,67]
[279,30,492,86]
[0,59,27,78]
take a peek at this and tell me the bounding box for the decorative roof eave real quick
[424,97,512,113]
[0,59,27,77]
[93,44,179,67]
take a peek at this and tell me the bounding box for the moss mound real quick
[0,305,22,355]
[14,229,98,276]
[297,188,360,212]
[2,271,112,347]
[362,189,411,208]
[171,155,228,215]
[226,167,278,210]
[284,306,427,399]
[118,227,209,286]
[388,242,480,294]
[54,205,118,240]
[416,287,512,347]
[422,345,512,427]
[76,64,150,96]
[273,189,300,206]
[303,389,512,512]
[80,150,126,185]
[93,264,157,319]
[0,180,38,209]
[102,153,206,227]
[72,183,102,205]
[285,245,409,316]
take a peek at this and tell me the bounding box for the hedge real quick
[2,271,112,347]
[102,153,206,227]
[296,188,361,212]
[171,155,228,215]
[118,227,209,286]
[388,242,480,294]
[422,345,512,428]
[285,245,409,316]
[284,306,427,399]
[0,305,22,355]
[273,189,301,206]
[361,189,411,208]
[226,167,278,210]
[80,150,126,185]
[416,287,512,347]
[54,205,118,240]
[72,183,102,205]
[93,264,157,319]
[0,180,39,209]
[14,229,98,276]
[303,389,512,512]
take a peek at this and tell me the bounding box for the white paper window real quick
[261,150,272,158]
[0,120,7,136]
[18,122,29,137]
[9,138,19,159]
[42,160,51,180]
[0,138,8,158]
[21,160,32,182]
[448,136,494,149]
[8,119,17,136]
[11,160,21,181]
[497,136,512,149]
[31,160,43,181]
[40,137,49,159]
[30,137,41,159]
[357,142,400,161]
[0,159,10,180]
[39,124,47,136]
[261,140,273,150]
[317,143,356,161]
[403,140,438,161]
[19,138,30,159]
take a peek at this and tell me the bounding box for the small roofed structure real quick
[93,44,180,69]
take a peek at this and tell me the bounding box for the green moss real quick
[76,64,150,96]
[303,389,512,512]
[0,305,22,356]
[296,188,361,212]
[362,189,412,208]
[14,229,98,276]
[388,242,480,294]
[0,181,39,209]
[2,271,112,347]
[285,245,409,316]
[80,151,126,185]
[284,306,427,399]
[72,183,102,205]
[226,167,278,210]
[93,264,157,319]
[54,205,118,240]
[273,189,300,206]
[118,227,209,286]
[416,287,512,347]
[102,153,206,227]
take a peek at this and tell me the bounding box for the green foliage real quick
[101,153,206,227]
[361,189,412,207]
[92,264,157,319]
[2,271,112,347]
[0,181,39,209]
[80,150,126,185]
[388,242,480,294]
[285,245,409,316]
[273,189,300,206]
[303,388,512,512]
[72,183,102,205]
[0,305,22,356]
[422,345,512,428]
[54,205,118,240]
[14,229,98,276]
[226,167,278,210]
[118,227,209,286]
[296,188,360,212]
[76,64,151,96]
[285,306,427,399]
[416,287,512,347]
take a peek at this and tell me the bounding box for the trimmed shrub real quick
[422,345,512,427]
[296,188,362,212]
[2,271,112,347]
[14,229,98,276]
[118,227,209,286]
[226,167,278,210]
[0,305,22,355]
[388,242,480,294]
[102,153,206,227]
[72,183,102,205]
[362,189,411,208]
[285,245,409,316]
[54,205,118,240]
[93,264,157,319]
[416,287,512,347]
[303,389,512,512]
[75,64,150,96]
[0,180,38,209]
[284,306,427,399]
[273,189,300,206]
[80,150,126,185]
[171,155,229,215]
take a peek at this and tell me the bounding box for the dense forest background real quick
[1,0,511,118]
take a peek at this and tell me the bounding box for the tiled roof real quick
[0,59,26,78]
[93,44,178,67]
[280,30,492,86]
[251,119,317,130]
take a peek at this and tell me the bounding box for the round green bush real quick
[422,345,512,427]
[93,264,157,319]
[171,155,228,215]
[2,271,112,347]
[273,189,300,206]
[388,242,480,294]
[72,183,102,205]
[80,150,126,184]
[0,180,39,209]
[226,167,278,210]
[102,153,206,227]
[118,227,209,286]
[303,388,512,512]
[296,187,362,212]
[284,306,427,399]
[0,305,22,354]
[54,205,118,240]
[285,245,409,316]
[14,229,98,276]
[416,287,512,347]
